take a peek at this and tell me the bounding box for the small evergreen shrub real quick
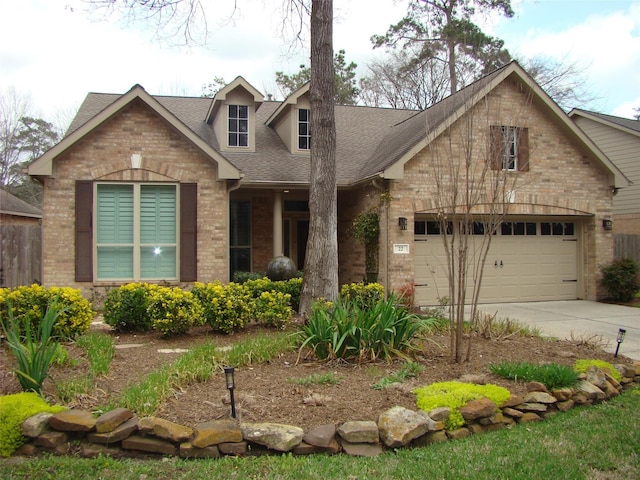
[340,282,384,310]
[232,271,267,283]
[146,285,204,337]
[0,284,94,339]
[191,281,250,334]
[251,291,292,329]
[273,277,303,312]
[103,283,152,332]
[600,257,640,302]
[0,392,65,457]
[414,381,511,430]
[489,361,580,389]
[574,359,623,382]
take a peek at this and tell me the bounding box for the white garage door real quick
[414,220,578,305]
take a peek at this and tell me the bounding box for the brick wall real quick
[384,80,614,301]
[41,101,228,298]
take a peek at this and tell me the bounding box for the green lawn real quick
[2,387,639,480]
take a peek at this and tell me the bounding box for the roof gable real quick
[205,76,264,123]
[266,83,310,126]
[0,189,41,218]
[569,109,640,138]
[372,61,628,188]
[28,85,241,180]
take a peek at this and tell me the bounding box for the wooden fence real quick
[0,224,42,288]
[614,234,640,265]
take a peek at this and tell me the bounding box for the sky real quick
[1,0,639,129]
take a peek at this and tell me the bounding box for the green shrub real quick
[146,285,204,337]
[1,300,65,394]
[0,392,65,457]
[340,282,384,310]
[414,381,511,430]
[232,271,266,283]
[275,277,303,312]
[251,290,292,329]
[489,361,580,389]
[574,359,623,382]
[600,257,640,302]
[103,283,152,332]
[191,281,250,334]
[0,285,94,339]
[298,295,423,361]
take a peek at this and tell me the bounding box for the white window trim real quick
[228,104,249,148]
[94,182,179,282]
[297,108,310,151]
[501,126,518,171]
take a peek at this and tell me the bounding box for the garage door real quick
[414,220,578,305]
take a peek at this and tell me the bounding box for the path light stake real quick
[614,328,626,358]
[224,366,236,418]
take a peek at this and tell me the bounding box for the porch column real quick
[273,190,283,257]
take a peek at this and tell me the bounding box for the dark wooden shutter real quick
[489,125,503,171]
[180,183,197,282]
[517,127,529,172]
[75,180,93,282]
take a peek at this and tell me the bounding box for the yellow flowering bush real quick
[251,291,292,329]
[146,285,204,337]
[340,282,385,310]
[414,381,511,430]
[191,281,250,334]
[243,276,303,311]
[103,282,152,332]
[0,284,94,339]
[574,359,623,382]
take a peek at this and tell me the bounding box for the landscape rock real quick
[33,431,69,449]
[87,417,138,445]
[303,423,337,448]
[218,441,248,456]
[524,392,557,404]
[337,421,379,444]
[139,417,193,442]
[446,428,470,440]
[525,382,548,392]
[193,419,242,448]
[122,435,176,455]
[501,395,525,408]
[556,399,575,412]
[49,410,96,432]
[551,388,574,402]
[412,430,448,446]
[22,412,53,437]
[502,407,523,418]
[378,406,432,448]
[341,440,383,457]
[428,407,451,422]
[241,422,304,452]
[585,367,608,389]
[518,412,543,423]
[516,402,548,412]
[459,398,497,421]
[575,380,606,401]
[179,442,220,459]
[95,408,134,433]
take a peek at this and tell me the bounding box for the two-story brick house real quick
[28,62,627,306]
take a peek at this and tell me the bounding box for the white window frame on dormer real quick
[228,104,249,147]
[298,108,310,150]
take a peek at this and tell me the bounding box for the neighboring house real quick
[569,109,640,235]
[28,62,627,306]
[0,189,42,287]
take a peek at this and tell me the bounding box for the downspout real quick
[372,176,388,297]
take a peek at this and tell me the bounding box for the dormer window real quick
[298,109,310,150]
[228,105,249,147]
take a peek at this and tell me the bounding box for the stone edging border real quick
[13,362,640,459]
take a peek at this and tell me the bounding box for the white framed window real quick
[95,183,178,281]
[490,125,529,172]
[298,108,310,150]
[228,105,249,147]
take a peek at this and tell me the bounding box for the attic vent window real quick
[228,105,249,147]
[298,109,310,150]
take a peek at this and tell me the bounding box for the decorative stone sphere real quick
[266,256,297,281]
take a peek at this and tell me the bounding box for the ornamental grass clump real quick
[574,359,623,382]
[1,300,66,394]
[489,361,580,389]
[414,381,511,430]
[0,392,65,457]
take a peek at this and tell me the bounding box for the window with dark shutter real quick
[489,125,529,172]
[75,180,93,282]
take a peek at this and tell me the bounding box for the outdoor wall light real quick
[399,217,408,230]
[615,328,626,357]
[602,218,613,231]
[224,366,237,418]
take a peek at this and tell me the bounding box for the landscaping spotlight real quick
[614,328,626,358]
[224,366,236,418]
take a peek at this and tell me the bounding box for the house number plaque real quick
[393,244,410,254]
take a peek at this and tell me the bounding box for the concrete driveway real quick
[474,300,640,360]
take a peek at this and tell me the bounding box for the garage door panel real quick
[414,221,578,305]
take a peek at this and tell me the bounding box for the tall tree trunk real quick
[298,0,338,315]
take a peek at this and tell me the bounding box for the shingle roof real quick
[0,189,42,217]
[570,109,640,135]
